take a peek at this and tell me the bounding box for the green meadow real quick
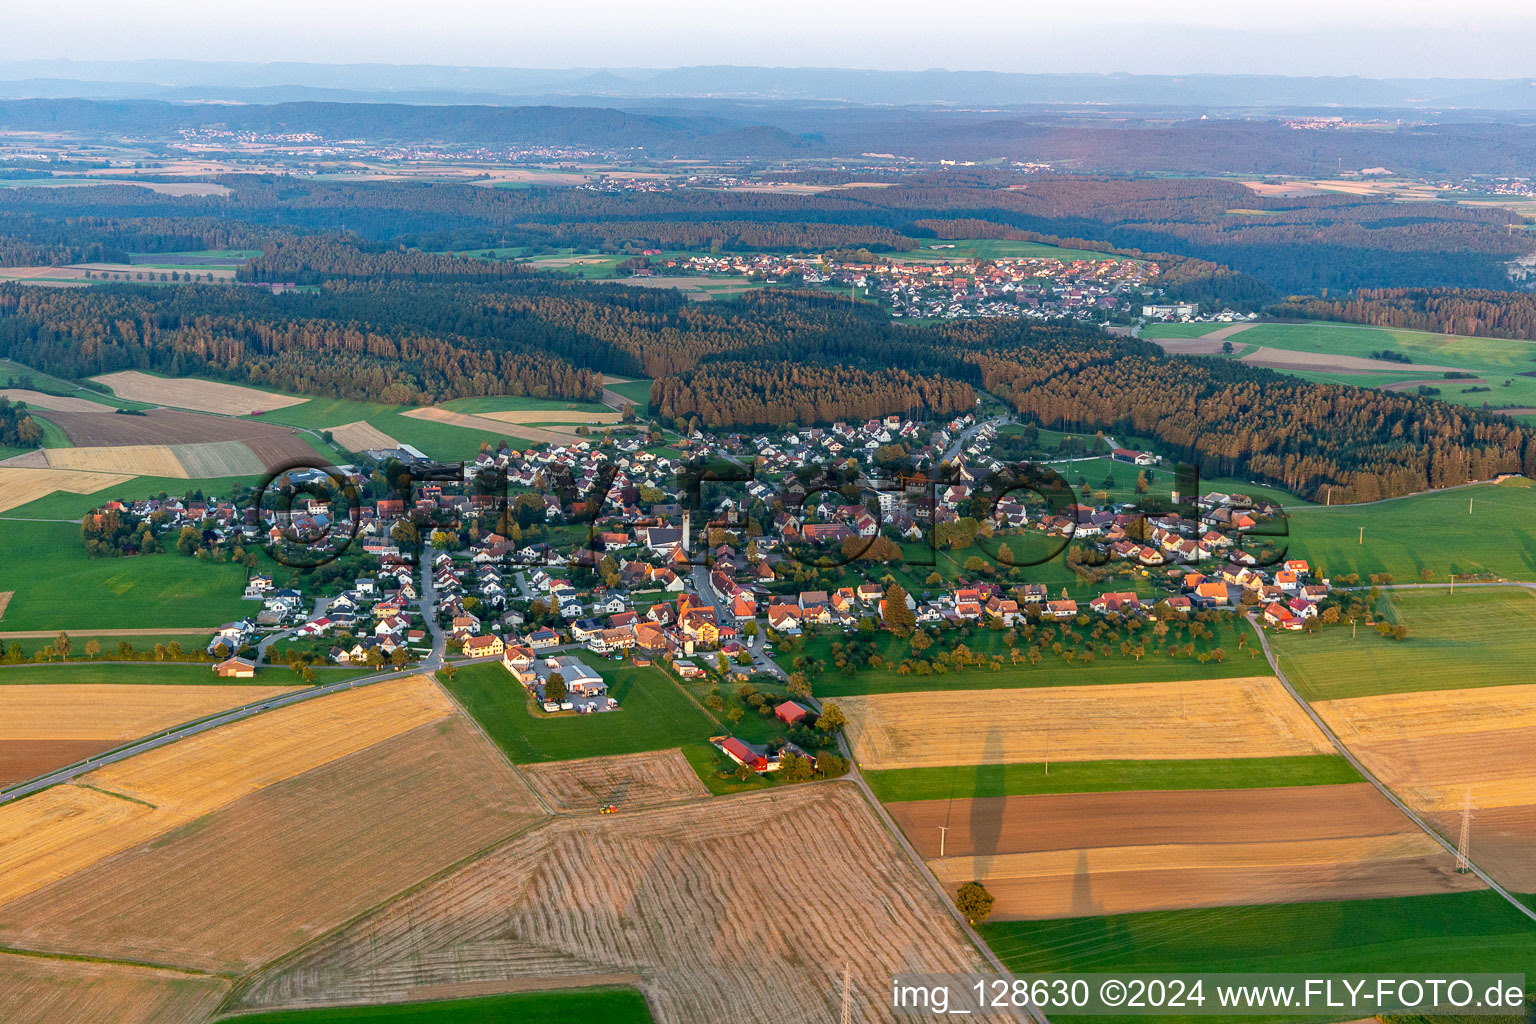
[1270,587,1536,701]
[224,988,653,1024]
[863,755,1360,802]
[980,892,1536,1024]
[0,520,251,631]
[1286,477,1536,582]
[437,660,718,763]
[1145,319,1536,410]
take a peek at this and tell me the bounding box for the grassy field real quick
[0,520,251,630]
[863,755,1360,802]
[438,660,719,763]
[180,988,651,1022]
[606,378,653,414]
[1287,477,1536,582]
[979,891,1536,976]
[1270,587,1536,701]
[257,396,532,460]
[1146,319,1536,410]
[779,620,1265,698]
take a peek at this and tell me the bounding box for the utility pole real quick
[938,825,948,858]
[1470,496,1474,514]
[1457,790,1474,873]
[1359,526,1364,545]
[1450,574,1456,596]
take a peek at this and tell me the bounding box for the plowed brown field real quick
[842,677,1332,771]
[890,784,1420,858]
[0,716,546,971]
[0,740,111,786]
[235,783,989,1022]
[522,748,709,811]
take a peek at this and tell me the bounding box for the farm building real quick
[212,657,257,679]
[775,700,811,725]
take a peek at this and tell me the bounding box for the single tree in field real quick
[84,639,101,660]
[442,663,458,684]
[54,632,71,660]
[817,700,847,732]
[955,881,996,925]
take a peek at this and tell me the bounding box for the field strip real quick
[0,593,11,622]
[0,468,137,513]
[0,684,304,741]
[401,406,577,445]
[926,833,1444,882]
[0,390,107,413]
[44,446,187,478]
[90,372,305,416]
[0,950,231,1024]
[1313,683,1536,743]
[841,677,1333,771]
[521,749,709,811]
[167,441,264,478]
[1238,345,1461,374]
[325,420,398,451]
[474,408,623,426]
[0,675,454,907]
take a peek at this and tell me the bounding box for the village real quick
[652,249,1157,321]
[74,403,1338,765]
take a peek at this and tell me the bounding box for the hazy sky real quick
[7,0,1536,78]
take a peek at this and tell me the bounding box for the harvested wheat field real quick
[236,783,990,1022]
[0,675,454,907]
[0,467,134,512]
[0,683,300,742]
[477,408,623,426]
[1315,685,1536,891]
[168,440,266,477]
[925,834,1475,919]
[402,406,589,446]
[0,716,547,972]
[44,445,187,477]
[842,678,1332,772]
[0,952,229,1024]
[92,371,306,415]
[0,592,12,621]
[522,748,709,811]
[0,389,107,412]
[892,784,1476,918]
[326,420,398,451]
